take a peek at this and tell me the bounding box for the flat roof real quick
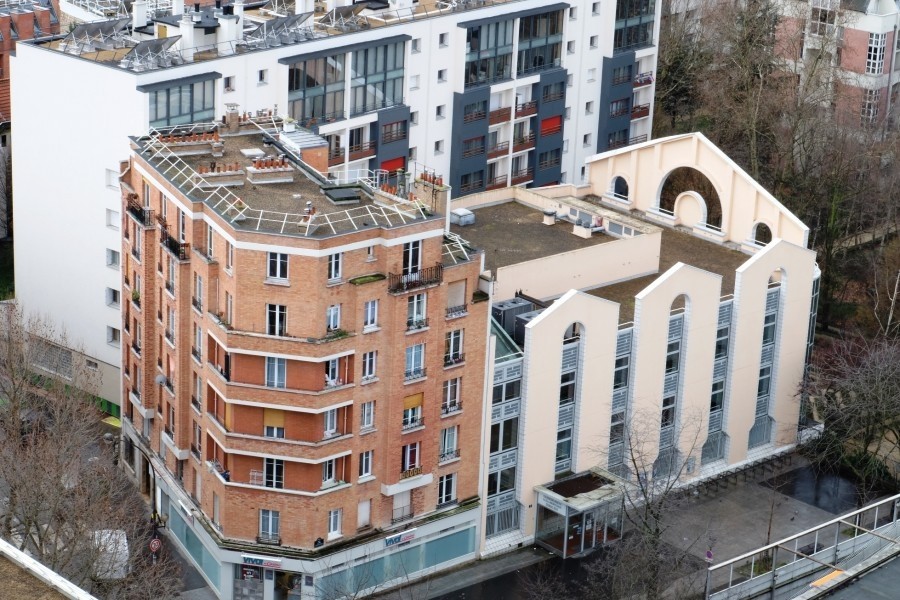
[134,127,439,238]
[0,555,70,600]
[450,201,615,273]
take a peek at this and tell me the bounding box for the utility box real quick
[450,208,475,226]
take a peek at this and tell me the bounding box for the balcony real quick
[126,200,154,227]
[463,110,486,124]
[541,125,562,137]
[348,141,376,162]
[608,134,648,150]
[165,280,174,295]
[634,71,654,88]
[515,101,537,118]
[489,107,512,125]
[399,466,422,480]
[542,91,565,103]
[612,73,632,86]
[388,264,443,294]
[487,141,509,159]
[444,352,465,367]
[404,367,427,382]
[512,132,535,153]
[610,106,629,118]
[161,232,190,261]
[256,532,282,546]
[446,304,468,319]
[406,317,429,332]
[381,129,408,144]
[131,245,141,262]
[350,98,404,118]
[441,401,462,416]
[164,377,174,394]
[539,157,561,171]
[297,110,346,130]
[401,416,424,431]
[486,175,508,190]
[392,505,414,523]
[328,147,345,167]
[439,448,460,463]
[631,104,650,120]
[462,145,485,159]
[459,180,484,194]
[510,168,534,186]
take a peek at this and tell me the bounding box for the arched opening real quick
[610,176,629,200]
[659,167,722,229]
[753,222,773,246]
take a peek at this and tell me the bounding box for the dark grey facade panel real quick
[457,2,570,28]
[450,87,490,196]
[374,104,411,172]
[531,68,566,187]
[277,35,412,64]
[136,71,222,92]
[598,52,635,152]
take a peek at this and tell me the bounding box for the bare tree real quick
[0,302,181,598]
[318,552,434,600]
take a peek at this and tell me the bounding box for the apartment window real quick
[193,274,203,310]
[410,75,420,90]
[440,426,458,460]
[762,313,777,345]
[259,509,280,540]
[264,457,284,489]
[492,379,520,404]
[590,35,598,48]
[223,76,234,92]
[465,20,514,87]
[107,326,120,346]
[149,79,214,127]
[439,32,448,47]
[438,473,456,505]
[410,111,419,125]
[106,288,120,307]
[402,240,422,275]
[359,450,373,478]
[258,69,268,84]
[362,351,377,380]
[225,292,233,324]
[588,68,596,81]
[267,304,287,336]
[288,53,345,122]
[490,417,519,454]
[327,253,342,281]
[613,356,629,389]
[569,6,578,19]
[710,380,725,411]
[363,300,378,329]
[326,304,341,331]
[436,105,446,119]
[438,69,448,83]
[592,1,600,14]
[412,38,421,53]
[205,224,214,258]
[758,366,772,398]
[583,133,592,147]
[612,65,632,85]
[560,372,576,404]
[324,409,338,437]
[611,98,631,117]
[665,341,681,373]
[715,327,729,359]
[325,358,339,384]
[401,442,420,471]
[409,147,418,161]
[567,40,576,54]
[350,42,404,115]
[866,33,887,74]
[861,88,880,125]
[225,242,233,270]
[327,509,342,538]
[106,249,120,267]
[609,129,628,147]
[402,404,422,429]
[322,458,336,484]
[445,330,464,364]
[661,396,676,427]
[486,466,516,496]
[517,10,564,75]
[407,293,427,326]
[382,121,407,143]
[360,401,375,430]
[567,74,574,87]
[264,425,285,439]
[610,411,625,443]
[556,428,573,463]
[265,357,286,388]
[444,377,461,410]
[267,252,288,280]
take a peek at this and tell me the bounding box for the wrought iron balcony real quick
[444,352,465,367]
[446,304,468,318]
[388,264,443,293]
[399,466,422,480]
[392,505,413,523]
[510,168,534,186]
[256,532,282,545]
[406,317,429,331]
[487,141,509,159]
[633,71,655,87]
[404,367,427,382]
[441,401,462,416]
[161,231,190,261]
[126,200,154,227]
[439,448,460,463]
[401,416,424,431]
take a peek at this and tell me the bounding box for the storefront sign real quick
[384,529,417,548]
[537,492,569,516]
[241,554,282,568]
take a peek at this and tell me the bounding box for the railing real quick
[348,141,376,161]
[399,466,422,480]
[609,106,629,118]
[511,168,534,185]
[463,110,486,123]
[130,386,141,401]
[444,352,465,367]
[164,377,174,394]
[515,101,537,118]
[164,424,175,439]
[191,396,201,412]
[256,532,282,545]
[191,346,201,362]
[327,147,345,166]
[486,174,508,190]
[392,505,413,522]
[131,245,141,262]
[297,110,346,129]
[191,297,202,312]
[659,424,675,449]
[607,134,648,150]
[161,231,190,260]
[406,317,429,331]
[631,103,650,119]
[351,98,404,117]
[538,157,561,170]
[401,416,423,430]
[541,125,562,136]
[487,141,509,159]
[446,304,468,318]
[518,57,562,76]
[388,264,443,293]
[131,341,141,356]
[442,401,462,416]
[126,201,154,227]
[404,367,427,381]
[612,73,632,85]
[542,91,565,103]
[489,107,512,125]
[165,280,174,294]
[439,448,461,463]
[634,71,654,87]
[513,132,536,152]
[459,180,484,193]
[381,129,407,144]
[462,143,485,158]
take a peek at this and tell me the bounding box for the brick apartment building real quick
[118,123,487,598]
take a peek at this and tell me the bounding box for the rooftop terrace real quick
[134,123,438,238]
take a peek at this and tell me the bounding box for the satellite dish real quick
[154,374,168,386]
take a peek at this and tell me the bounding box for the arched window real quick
[753,222,773,246]
[659,167,722,228]
[611,176,629,200]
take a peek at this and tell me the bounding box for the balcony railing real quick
[486,175,508,190]
[463,110,486,123]
[608,134,648,150]
[126,200,154,227]
[130,386,141,400]
[487,141,509,159]
[297,110,346,129]
[512,132,536,153]
[165,280,174,294]
[541,125,562,136]
[538,157,561,170]
[489,106,512,125]
[542,91,565,103]
[256,532,282,545]
[399,466,422,480]
[327,147,345,167]
[131,246,141,262]
[631,103,650,119]
[634,71,654,87]
[517,57,562,77]
[511,168,534,185]
[164,377,174,394]
[459,180,484,193]
[610,106,629,118]
[348,141,376,162]
[161,232,190,261]
[401,416,424,430]
[444,352,465,367]
[392,505,414,523]
[381,129,408,144]
[441,401,462,416]
[446,304,468,318]
[388,264,443,293]
[404,367,427,382]
[612,73,632,85]
[515,101,537,118]
[406,317,429,331]
[439,448,461,463]
[462,145,485,159]
[191,297,202,312]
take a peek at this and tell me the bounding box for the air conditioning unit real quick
[492,298,533,336]
[514,309,544,346]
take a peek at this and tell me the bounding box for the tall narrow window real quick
[264,458,284,488]
[267,304,287,336]
[327,253,342,280]
[268,252,288,280]
[265,357,286,388]
[402,240,422,275]
[363,300,378,329]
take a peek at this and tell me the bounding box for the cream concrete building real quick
[449,132,819,558]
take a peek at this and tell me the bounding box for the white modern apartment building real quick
[13,0,660,413]
[447,132,819,557]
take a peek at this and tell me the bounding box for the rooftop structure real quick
[0,537,95,600]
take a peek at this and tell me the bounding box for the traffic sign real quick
[149,538,162,553]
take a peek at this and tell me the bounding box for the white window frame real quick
[264,425,285,439]
[402,442,420,471]
[326,304,341,331]
[327,508,342,538]
[322,458,336,484]
[405,343,425,377]
[267,304,287,337]
[360,401,375,430]
[259,509,280,538]
[267,252,288,280]
[359,450,373,478]
[265,357,286,388]
[440,425,458,459]
[327,253,342,281]
[106,249,120,268]
[364,299,378,329]
[438,473,456,505]
[324,408,338,437]
[362,350,377,380]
